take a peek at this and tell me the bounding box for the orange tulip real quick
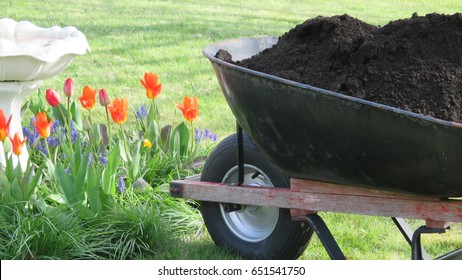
[33,112,54,138]
[0,109,12,142]
[9,132,27,156]
[140,72,162,99]
[79,85,98,110]
[176,96,199,122]
[107,97,129,124]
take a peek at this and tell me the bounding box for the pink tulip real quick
[99,89,111,107]
[63,78,75,97]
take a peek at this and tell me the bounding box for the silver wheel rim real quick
[220,164,279,242]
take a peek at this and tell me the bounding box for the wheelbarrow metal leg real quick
[391,217,430,260]
[411,226,445,260]
[302,214,346,260]
[236,122,244,186]
[436,247,462,260]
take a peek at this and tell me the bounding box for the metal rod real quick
[303,214,346,260]
[411,226,445,260]
[391,217,430,260]
[436,247,462,260]
[237,121,244,186]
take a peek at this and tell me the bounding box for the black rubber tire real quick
[200,133,313,259]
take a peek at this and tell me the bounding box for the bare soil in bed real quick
[227,13,462,122]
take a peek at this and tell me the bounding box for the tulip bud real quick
[2,136,11,154]
[83,115,91,131]
[45,88,61,107]
[63,78,75,97]
[99,89,111,107]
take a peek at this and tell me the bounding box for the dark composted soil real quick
[234,13,462,122]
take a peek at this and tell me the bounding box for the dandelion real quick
[143,139,152,148]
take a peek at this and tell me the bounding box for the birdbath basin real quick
[0,18,90,169]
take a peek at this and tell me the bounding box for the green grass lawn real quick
[4,0,461,136]
[2,0,462,260]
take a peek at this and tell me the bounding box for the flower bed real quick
[1,71,217,218]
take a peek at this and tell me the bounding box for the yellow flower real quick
[143,139,152,148]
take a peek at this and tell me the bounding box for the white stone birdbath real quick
[0,18,90,169]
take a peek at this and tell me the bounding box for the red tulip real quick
[63,78,75,97]
[0,109,12,142]
[46,88,61,107]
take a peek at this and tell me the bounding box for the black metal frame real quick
[302,215,459,260]
[234,123,461,260]
[237,122,245,186]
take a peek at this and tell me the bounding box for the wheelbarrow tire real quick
[200,133,313,259]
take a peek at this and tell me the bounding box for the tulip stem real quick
[45,140,53,163]
[189,121,195,157]
[105,106,112,146]
[152,99,159,123]
[87,111,93,149]
[67,97,72,142]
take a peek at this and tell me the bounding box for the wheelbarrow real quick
[170,36,462,260]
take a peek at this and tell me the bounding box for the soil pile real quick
[236,13,462,122]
